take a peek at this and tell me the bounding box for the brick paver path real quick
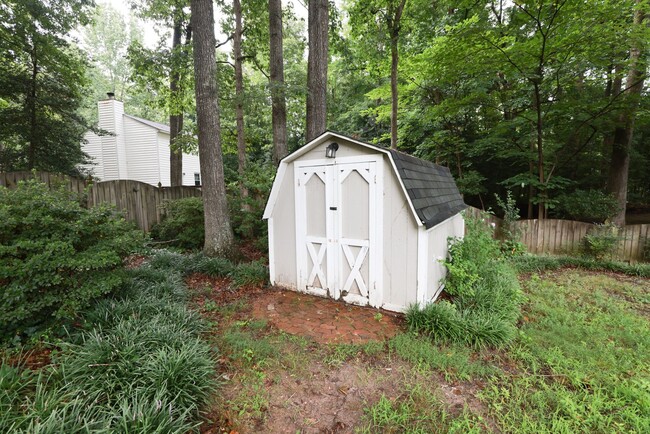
[251,288,403,344]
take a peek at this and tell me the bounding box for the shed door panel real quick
[337,163,375,305]
[297,167,329,297]
[295,159,380,307]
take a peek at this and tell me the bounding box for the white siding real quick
[270,162,297,287]
[123,116,160,186]
[96,99,126,180]
[301,138,370,161]
[426,213,465,303]
[381,158,419,312]
[182,153,201,186]
[157,132,170,186]
[80,131,104,178]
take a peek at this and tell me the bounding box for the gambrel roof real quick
[388,149,467,228]
[263,131,467,229]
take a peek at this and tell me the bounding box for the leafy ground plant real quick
[406,217,524,347]
[0,259,216,432]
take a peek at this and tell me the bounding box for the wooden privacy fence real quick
[465,207,649,262]
[1,171,202,232]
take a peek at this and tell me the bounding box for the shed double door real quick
[295,158,382,307]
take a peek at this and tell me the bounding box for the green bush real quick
[150,197,204,250]
[495,191,526,256]
[553,189,620,223]
[0,180,143,342]
[581,224,621,260]
[407,217,523,347]
[227,161,274,240]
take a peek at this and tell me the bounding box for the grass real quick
[7,246,647,433]
[479,270,650,433]
[513,253,650,277]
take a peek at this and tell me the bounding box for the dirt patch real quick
[8,347,53,371]
[123,254,147,269]
[218,358,409,434]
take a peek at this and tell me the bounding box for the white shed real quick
[263,131,467,313]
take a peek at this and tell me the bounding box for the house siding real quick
[123,116,160,186]
[80,98,202,187]
[182,153,201,186]
[80,131,104,178]
[97,99,126,180]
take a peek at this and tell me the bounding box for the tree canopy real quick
[1,0,648,223]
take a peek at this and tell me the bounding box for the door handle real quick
[329,207,337,210]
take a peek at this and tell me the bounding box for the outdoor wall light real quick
[325,142,339,158]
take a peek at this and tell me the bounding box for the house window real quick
[194,173,201,186]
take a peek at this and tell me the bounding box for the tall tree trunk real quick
[269,0,287,165]
[27,46,38,170]
[191,0,234,256]
[607,4,646,226]
[306,0,328,142]
[388,0,406,150]
[170,18,184,186]
[533,82,545,219]
[601,64,623,178]
[234,0,249,210]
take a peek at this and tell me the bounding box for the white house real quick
[81,94,201,187]
[263,131,467,313]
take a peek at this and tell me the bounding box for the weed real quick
[407,217,523,347]
[231,260,269,288]
[221,323,275,368]
[388,333,495,381]
[323,343,360,368]
[581,224,621,260]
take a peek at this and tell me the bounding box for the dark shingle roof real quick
[124,114,170,134]
[389,150,467,229]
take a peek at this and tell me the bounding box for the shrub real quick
[227,161,274,240]
[443,217,501,297]
[150,197,204,249]
[0,180,143,342]
[407,216,523,347]
[581,224,621,260]
[553,189,620,223]
[495,191,526,256]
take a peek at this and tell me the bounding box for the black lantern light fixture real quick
[325,142,339,158]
